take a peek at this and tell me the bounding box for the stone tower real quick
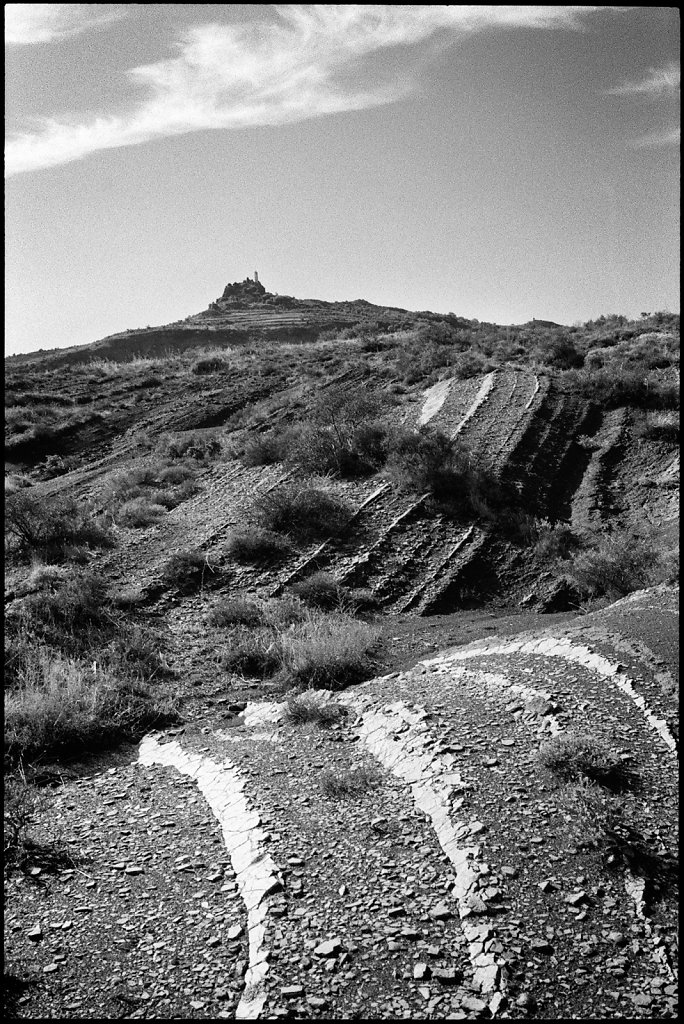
[254,271,259,285]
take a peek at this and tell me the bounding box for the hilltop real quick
[4,283,679,1020]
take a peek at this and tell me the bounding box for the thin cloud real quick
[5,4,127,45]
[630,125,681,149]
[607,62,680,98]
[6,5,606,176]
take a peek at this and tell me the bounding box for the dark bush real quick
[219,628,282,677]
[5,491,114,561]
[191,357,227,375]
[225,528,294,565]
[161,549,210,586]
[255,485,352,541]
[207,597,265,627]
[290,572,345,610]
[242,431,288,467]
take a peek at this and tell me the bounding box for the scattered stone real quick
[27,923,43,942]
[433,967,459,985]
[226,925,243,940]
[516,992,537,1012]
[429,902,453,920]
[565,891,588,906]
[413,963,431,981]
[314,937,344,958]
[461,996,488,1013]
[530,939,554,954]
[281,986,305,999]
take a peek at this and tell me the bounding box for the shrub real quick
[260,595,308,626]
[207,597,265,627]
[384,425,495,514]
[20,569,111,639]
[538,732,633,791]
[290,572,345,610]
[4,771,44,870]
[117,497,167,527]
[284,692,348,727]
[162,434,222,460]
[532,521,580,561]
[161,549,211,586]
[636,411,679,443]
[242,431,288,467]
[279,612,380,690]
[319,765,383,799]
[5,491,113,561]
[5,473,33,495]
[5,648,178,764]
[567,528,665,599]
[255,485,352,542]
[225,528,294,565]
[191,357,227,374]
[219,628,282,678]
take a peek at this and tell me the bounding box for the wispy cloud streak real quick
[607,61,680,98]
[6,5,606,176]
[5,4,127,45]
[630,125,681,149]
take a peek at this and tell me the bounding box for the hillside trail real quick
[5,587,678,1021]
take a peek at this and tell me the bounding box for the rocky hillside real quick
[4,285,679,1020]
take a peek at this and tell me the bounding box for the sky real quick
[5,5,681,355]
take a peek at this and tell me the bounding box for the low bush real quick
[117,497,167,527]
[284,692,348,727]
[290,572,345,610]
[191,357,228,374]
[279,612,380,690]
[5,490,114,562]
[207,596,265,627]
[161,549,211,587]
[635,411,679,443]
[219,627,282,678]
[5,648,178,765]
[538,732,633,791]
[4,771,44,871]
[242,431,288,467]
[319,765,383,799]
[383,425,502,518]
[566,528,665,600]
[531,520,580,561]
[161,434,223,461]
[255,485,352,542]
[225,528,294,565]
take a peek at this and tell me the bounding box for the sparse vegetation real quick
[290,572,346,610]
[207,596,265,627]
[538,732,633,791]
[319,765,383,799]
[566,527,669,600]
[4,770,45,872]
[279,612,380,690]
[5,491,114,563]
[5,649,178,765]
[284,691,348,727]
[224,527,294,565]
[254,485,352,542]
[219,627,282,678]
[161,549,213,587]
